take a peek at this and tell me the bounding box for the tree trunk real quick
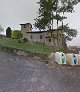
[62,12,64,30]
[52,19,53,29]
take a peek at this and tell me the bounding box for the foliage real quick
[6,27,12,38]
[18,39,23,43]
[34,0,80,30]
[23,38,28,43]
[12,30,23,39]
[0,39,52,55]
[18,38,28,43]
[58,24,77,41]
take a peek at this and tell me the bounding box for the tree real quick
[6,27,12,38]
[34,0,80,30]
[0,25,4,34]
[58,0,80,28]
[12,30,23,39]
[58,24,77,41]
[34,0,53,30]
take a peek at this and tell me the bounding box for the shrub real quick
[12,30,23,39]
[6,27,12,38]
[18,39,23,43]
[23,38,28,43]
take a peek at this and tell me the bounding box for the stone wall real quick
[22,30,63,48]
[25,32,46,43]
[21,24,65,49]
[0,45,48,61]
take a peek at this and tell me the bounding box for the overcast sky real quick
[0,0,80,46]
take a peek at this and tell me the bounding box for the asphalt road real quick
[0,52,80,92]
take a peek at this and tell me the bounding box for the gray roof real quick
[20,23,32,25]
[26,31,48,33]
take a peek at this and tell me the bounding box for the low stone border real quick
[0,45,49,62]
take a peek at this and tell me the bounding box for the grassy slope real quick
[0,39,52,55]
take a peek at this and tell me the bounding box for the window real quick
[49,39,51,42]
[40,35,42,39]
[24,25,26,28]
[30,35,33,39]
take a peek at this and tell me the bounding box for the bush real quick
[18,39,23,43]
[23,38,28,43]
[12,30,23,39]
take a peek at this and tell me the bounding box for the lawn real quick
[0,39,53,55]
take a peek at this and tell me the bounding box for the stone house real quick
[20,23,66,49]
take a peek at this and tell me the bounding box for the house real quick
[67,46,80,52]
[20,23,66,49]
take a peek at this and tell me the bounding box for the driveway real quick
[0,52,80,92]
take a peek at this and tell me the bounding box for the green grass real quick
[0,39,52,55]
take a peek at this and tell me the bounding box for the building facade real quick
[20,23,66,49]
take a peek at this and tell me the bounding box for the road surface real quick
[0,52,80,92]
